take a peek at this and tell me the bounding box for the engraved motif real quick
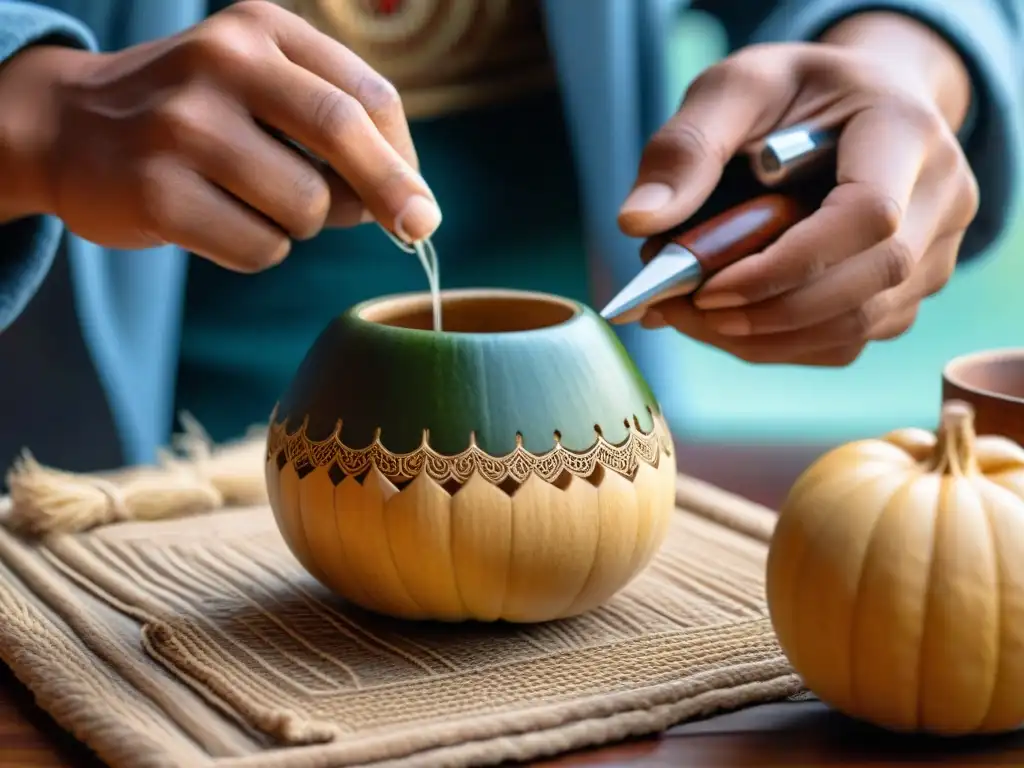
[267,407,673,485]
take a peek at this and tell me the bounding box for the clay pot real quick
[943,348,1024,445]
[265,288,676,623]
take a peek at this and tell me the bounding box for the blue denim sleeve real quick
[0,1,97,331]
[752,0,1024,262]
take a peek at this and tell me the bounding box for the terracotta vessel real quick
[943,348,1024,445]
[265,288,676,623]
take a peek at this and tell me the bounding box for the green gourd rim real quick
[345,287,589,338]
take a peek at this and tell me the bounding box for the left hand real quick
[617,11,977,367]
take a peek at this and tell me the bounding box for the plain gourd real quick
[767,400,1024,735]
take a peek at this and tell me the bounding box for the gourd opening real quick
[357,290,578,333]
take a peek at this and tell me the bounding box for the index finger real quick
[617,56,790,237]
[236,1,419,171]
[247,63,437,240]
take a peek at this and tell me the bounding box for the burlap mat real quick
[0,450,801,768]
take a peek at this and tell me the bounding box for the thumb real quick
[617,62,782,238]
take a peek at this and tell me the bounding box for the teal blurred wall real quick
[647,10,1024,444]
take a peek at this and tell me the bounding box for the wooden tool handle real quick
[671,193,811,275]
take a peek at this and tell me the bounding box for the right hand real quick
[0,0,440,272]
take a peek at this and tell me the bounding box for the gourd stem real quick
[930,400,980,475]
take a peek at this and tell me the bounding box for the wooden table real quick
[3,442,1023,767]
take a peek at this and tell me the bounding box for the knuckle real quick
[898,309,919,337]
[151,92,213,147]
[794,256,828,286]
[288,173,331,239]
[354,73,403,119]
[882,310,918,341]
[181,20,256,70]
[731,56,779,95]
[167,36,209,72]
[691,55,774,99]
[856,188,903,242]
[886,96,946,143]
[870,305,918,341]
[653,120,722,169]
[378,159,417,192]
[683,63,722,99]
[848,303,878,341]
[925,268,953,298]
[311,88,365,143]
[760,262,826,301]
[828,52,881,86]
[879,237,915,287]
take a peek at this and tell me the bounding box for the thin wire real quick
[256,124,444,330]
[379,225,443,332]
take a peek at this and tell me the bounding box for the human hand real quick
[617,12,976,366]
[0,0,439,272]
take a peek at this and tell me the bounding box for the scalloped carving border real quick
[266,406,673,485]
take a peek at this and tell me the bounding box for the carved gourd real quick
[266,289,677,623]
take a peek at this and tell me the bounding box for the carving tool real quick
[600,124,838,324]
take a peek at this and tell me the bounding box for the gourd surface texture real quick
[267,290,677,622]
[767,401,1024,735]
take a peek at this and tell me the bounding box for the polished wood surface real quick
[674,193,810,275]
[3,441,1023,767]
[638,193,811,278]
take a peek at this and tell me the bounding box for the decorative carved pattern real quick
[267,408,673,485]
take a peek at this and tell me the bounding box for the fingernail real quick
[640,309,667,329]
[695,292,747,310]
[360,209,375,224]
[269,238,291,266]
[394,195,442,243]
[709,311,751,336]
[620,183,675,215]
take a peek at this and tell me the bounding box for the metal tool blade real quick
[600,124,840,325]
[599,244,704,324]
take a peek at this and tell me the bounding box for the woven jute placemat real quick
[0,435,801,768]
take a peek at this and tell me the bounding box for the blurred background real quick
[641,8,1024,448]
